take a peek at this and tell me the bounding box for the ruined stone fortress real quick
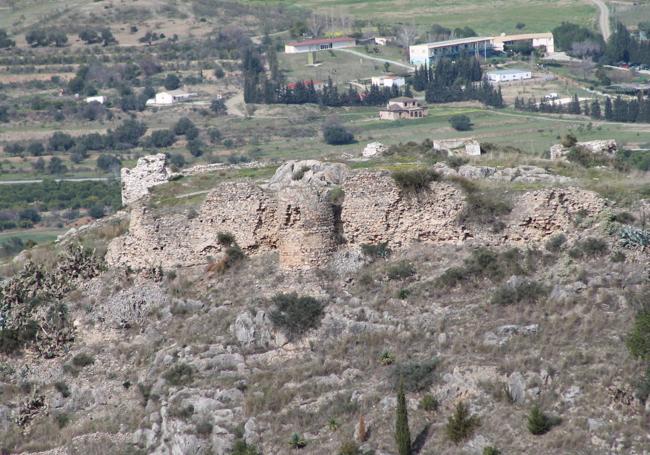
[107,154,606,270]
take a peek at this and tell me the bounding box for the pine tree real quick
[395,381,411,455]
[604,97,614,120]
[590,99,602,119]
[527,404,552,435]
[445,401,480,444]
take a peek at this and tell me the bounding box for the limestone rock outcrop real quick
[550,139,617,161]
[121,154,172,205]
[362,142,387,157]
[433,138,481,156]
[433,163,572,184]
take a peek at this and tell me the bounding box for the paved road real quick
[0,177,111,185]
[337,48,415,70]
[590,0,611,41]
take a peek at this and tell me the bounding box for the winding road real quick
[590,0,611,41]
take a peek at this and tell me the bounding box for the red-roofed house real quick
[286,80,326,91]
[285,37,356,54]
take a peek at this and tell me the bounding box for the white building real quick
[284,37,356,54]
[370,75,406,88]
[146,89,197,106]
[486,68,532,83]
[85,95,106,104]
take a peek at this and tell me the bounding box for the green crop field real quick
[245,0,597,34]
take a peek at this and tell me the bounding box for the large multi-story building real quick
[409,33,555,66]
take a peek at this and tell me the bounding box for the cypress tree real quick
[527,404,552,435]
[590,99,601,119]
[395,380,411,455]
[604,97,613,120]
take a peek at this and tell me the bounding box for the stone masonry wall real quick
[107,159,608,270]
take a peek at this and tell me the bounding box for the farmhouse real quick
[284,37,356,54]
[379,97,428,120]
[486,68,532,83]
[371,75,406,88]
[146,89,197,106]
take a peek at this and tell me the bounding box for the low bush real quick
[392,358,439,392]
[527,404,558,435]
[232,438,260,455]
[387,261,416,280]
[457,190,512,228]
[483,447,501,455]
[338,441,361,455]
[289,432,307,449]
[437,247,535,288]
[196,420,213,437]
[163,363,195,386]
[626,308,650,361]
[360,242,391,260]
[323,124,354,145]
[490,280,548,305]
[419,394,439,412]
[54,381,71,398]
[269,293,325,340]
[449,114,472,131]
[568,237,608,259]
[545,233,567,252]
[392,168,440,192]
[446,402,480,444]
[71,352,94,368]
[217,232,236,246]
[169,403,194,420]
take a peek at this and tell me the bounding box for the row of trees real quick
[411,58,504,107]
[514,94,650,124]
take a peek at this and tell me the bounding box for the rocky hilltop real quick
[0,157,648,455]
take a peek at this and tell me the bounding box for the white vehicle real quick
[544,92,559,100]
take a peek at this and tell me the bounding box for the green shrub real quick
[395,380,412,455]
[610,251,626,263]
[419,394,439,412]
[393,359,439,392]
[569,237,608,259]
[232,438,260,455]
[163,363,195,386]
[54,381,71,398]
[217,232,235,246]
[449,114,472,131]
[439,247,530,288]
[71,353,95,368]
[490,280,548,305]
[323,124,354,145]
[392,168,440,192]
[626,309,650,361]
[0,320,38,354]
[289,432,307,449]
[457,190,512,227]
[361,242,391,260]
[483,447,501,455]
[397,288,411,299]
[55,412,70,429]
[560,133,577,148]
[445,402,480,444]
[634,366,650,402]
[196,420,213,437]
[387,261,416,280]
[380,351,395,366]
[338,441,361,455]
[566,146,611,167]
[269,293,325,340]
[292,165,310,180]
[527,404,557,435]
[545,233,567,252]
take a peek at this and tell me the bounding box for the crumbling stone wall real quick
[277,186,339,268]
[108,158,608,270]
[341,170,466,247]
[506,187,607,242]
[121,154,172,205]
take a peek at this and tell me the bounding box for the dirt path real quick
[336,48,414,71]
[225,92,246,117]
[589,0,611,41]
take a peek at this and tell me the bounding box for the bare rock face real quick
[433,162,571,184]
[507,187,606,241]
[267,160,347,191]
[362,142,387,157]
[433,138,481,156]
[121,154,172,205]
[341,170,466,247]
[550,139,617,160]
